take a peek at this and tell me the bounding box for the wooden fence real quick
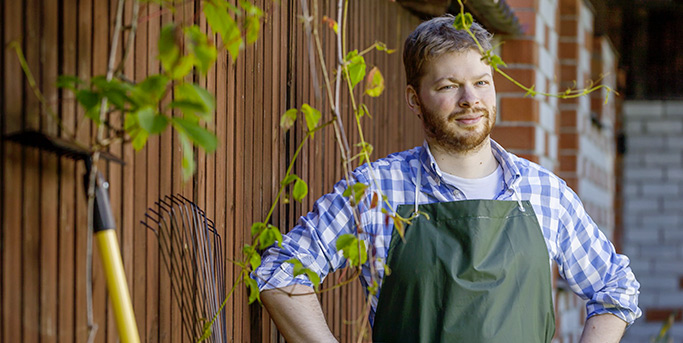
[1,0,423,342]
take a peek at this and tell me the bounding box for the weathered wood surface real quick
[1,1,423,342]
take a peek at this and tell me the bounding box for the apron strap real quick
[414,166,421,216]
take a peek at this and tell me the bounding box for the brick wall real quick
[494,0,621,341]
[621,100,683,343]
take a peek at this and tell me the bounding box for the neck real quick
[427,138,498,179]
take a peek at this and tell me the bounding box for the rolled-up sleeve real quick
[555,185,642,325]
[252,172,367,291]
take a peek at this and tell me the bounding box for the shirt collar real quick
[419,139,522,192]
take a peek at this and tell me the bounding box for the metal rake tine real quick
[142,199,197,342]
[172,197,204,339]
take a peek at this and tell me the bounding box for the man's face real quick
[407,49,497,153]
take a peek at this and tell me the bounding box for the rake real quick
[141,194,226,342]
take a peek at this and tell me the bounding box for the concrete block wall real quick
[621,100,683,343]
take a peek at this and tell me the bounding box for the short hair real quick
[403,14,493,89]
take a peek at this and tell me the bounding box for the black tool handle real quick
[82,168,117,232]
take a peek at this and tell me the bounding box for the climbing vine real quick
[12,0,616,341]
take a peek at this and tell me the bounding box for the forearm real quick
[579,313,627,343]
[261,284,338,343]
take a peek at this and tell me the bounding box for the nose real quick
[458,86,480,109]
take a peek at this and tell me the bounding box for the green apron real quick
[372,193,555,342]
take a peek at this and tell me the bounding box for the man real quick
[253,15,641,343]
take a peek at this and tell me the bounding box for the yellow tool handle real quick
[95,230,140,343]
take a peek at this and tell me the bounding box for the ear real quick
[405,85,422,117]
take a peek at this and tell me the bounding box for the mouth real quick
[450,110,486,126]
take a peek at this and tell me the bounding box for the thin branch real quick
[85,0,130,341]
[10,42,76,140]
[114,0,140,75]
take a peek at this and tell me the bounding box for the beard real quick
[421,105,496,153]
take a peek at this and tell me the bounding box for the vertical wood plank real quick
[73,0,93,340]
[57,0,78,340]
[145,2,161,341]
[22,1,42,342]
[39,0,60,340]
[91,2,110,342]
[119,1,137,342]
[222,0,238,340]
[2,1,25,341]
[132,2,148,339]
[157,4,174,342]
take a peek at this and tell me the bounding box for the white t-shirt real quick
[440,164,504,200]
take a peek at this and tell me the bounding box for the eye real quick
[438,84,456,91]
[475,80,490,87]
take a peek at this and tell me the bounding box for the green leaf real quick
[76,89,100,110]
[159,24,180,72]
[300,104,321,137]
[356,142,374,164]
[169,54,196,80]
[453,12,474,31]
[172,117,218,152]
[177,130,196,179]
[335,234,367,267]
[524,85,536,98]
[56,75,83,91]
[241,0,263,44]
[185,25,217,75]
[246,277,260,304]
[488,53,507,69]
[131,128,149,151]
[280,108,297,131]
[131,75,169,106]
[124,112,138,131]
[285,259,321,290]
[258,225,283,249]
[345,50,366,90]
[169,99,205,115]
[280,174,298,186]
[293,178,308,202]
[251,222,266,235]
[136,107,169,134]
[342,182,368,205]
[175,83,215,121]
[374,41,395,54]
[204,0,242,62]
[365,66,385,97]
[249,251,261,271]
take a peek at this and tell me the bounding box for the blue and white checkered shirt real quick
[254,140,641,325]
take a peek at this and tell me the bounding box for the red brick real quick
[559,154,576,172]
[501,39,539,65]
[560,65,578,83]
[544,25,551,51]
[559,42,578,60]
[491,125,535,150]
[560,96,578,105]
[645,308,682,322]
[563,176,578,192]
[517,153,540,164]
[680,276,683,290]
[559,132,578,150]
[560,111,577,128]
[494,68,536,93]
[585,31,593,51]
[506,0,537,9]
[560,0,580,15]
[499,97,539,122]
[560,18,578,37]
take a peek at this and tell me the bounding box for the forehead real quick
[421,49,491,82]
